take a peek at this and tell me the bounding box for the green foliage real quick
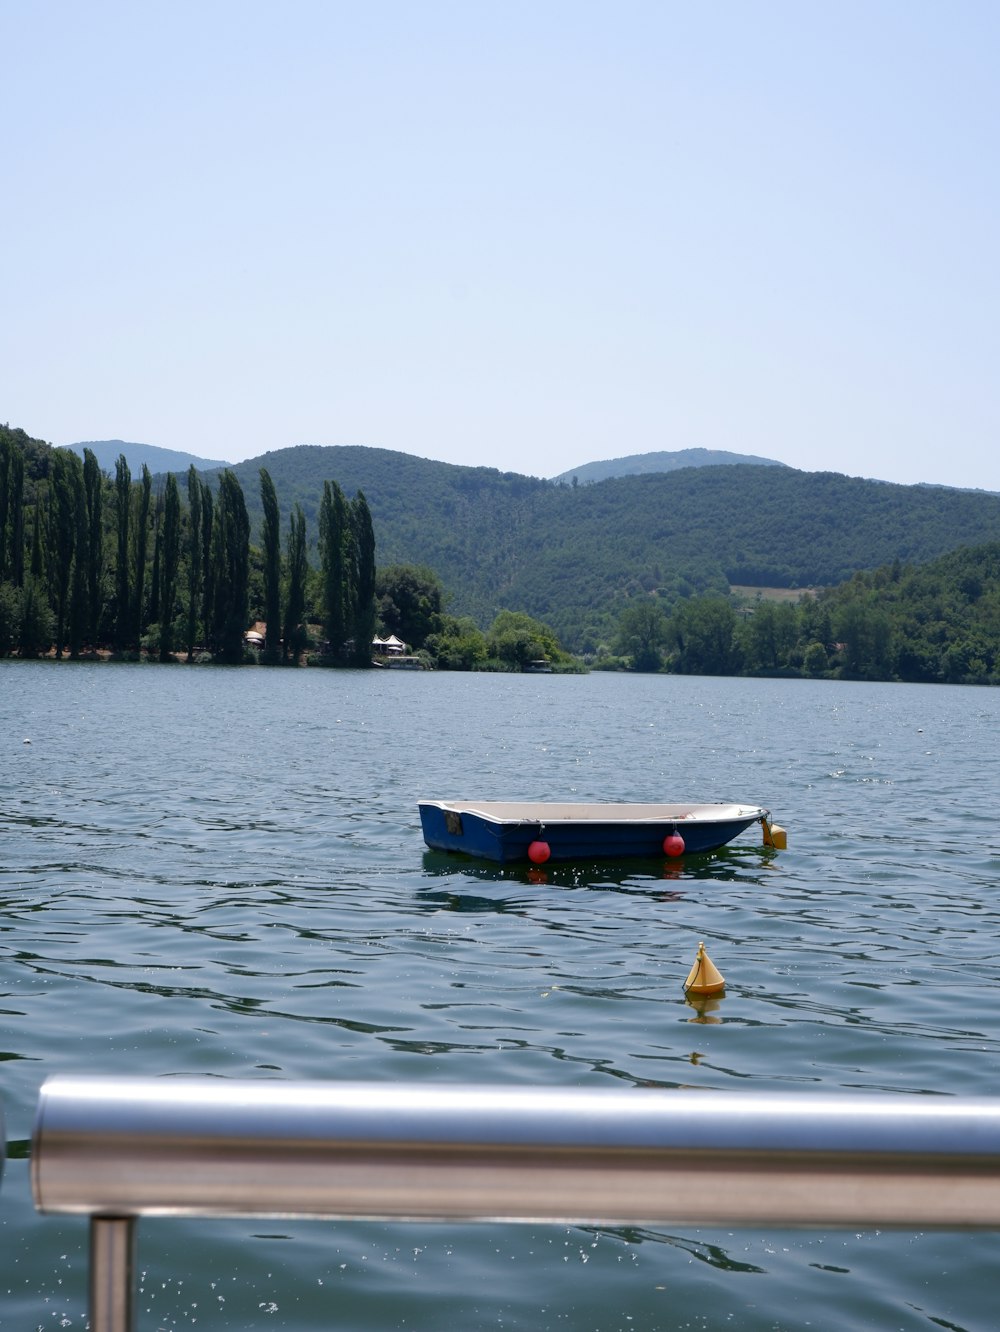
[283,504,308,662]
[613,598,670,671]
[209,470,250,663]
[113,455,131,651]
[131,465,152,649]
[669,597,741,676]
[185,465,203,659]
[485,610,567,669]
[159,473,181,661]
[216,448,1000,653]
[18,576,53,657]
[423,614,487,670]
[349,492,377,667]
[260,468,281,653]
[4,426,1000,684]
[0,581,18,655]
[375,564,444,648]
[318,479,350,654]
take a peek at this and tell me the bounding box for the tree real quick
[159,474,181,661]
[613,599,669,671]
[49,449,81,658]
[283,503,308,663]
[113,455,131,651]
[200,480,214,654]
[802,641,829,676]
[834,598,892,679]
[740,600,798,674]
[486,610,565,668]
[670,598,741,675]
[18,576,53,657]
[0,433,13,583]
[209,470,250,663]
[0,581,19,655]
[185,465,202,660]
[349,491,376,666]
[318,480,350,656]
[376,564,443,648]
[131,465,152,649]
[260,468,282,654]
[8,443,25,587]
[68,455,90,657]
[82,449,103,646]
[424,615,487,670]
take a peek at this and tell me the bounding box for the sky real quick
[3,2,998,488]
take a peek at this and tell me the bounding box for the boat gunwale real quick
[419,800,768,829]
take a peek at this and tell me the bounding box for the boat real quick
[384,655,426,670]
[522,659,553,673]
[418,800,773,864]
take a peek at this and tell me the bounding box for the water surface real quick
[2,663,999,1330]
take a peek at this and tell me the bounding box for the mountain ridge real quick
[552,447,788,484]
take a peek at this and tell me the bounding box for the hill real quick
[209,446,1000,652]
[65,439,228,475]
[13,429,1000,656]
[552,448,788,484]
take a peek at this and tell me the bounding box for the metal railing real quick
[31,1077,1000,1332]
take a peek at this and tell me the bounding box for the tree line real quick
[610,541,1000,686]
[0,427,375,665]
[217,443,1000,656]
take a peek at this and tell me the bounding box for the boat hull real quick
[418,801,768,864]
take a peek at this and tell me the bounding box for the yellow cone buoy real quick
[762,817,787,850]
[683,941,725,996]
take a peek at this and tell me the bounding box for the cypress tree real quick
[349,491,376,667]
[82,449,103,647]
[148,496,162,629]
[260,468,281,654]
[68,458,89,657]
[9,445,25,588]
[49,449,80,658]
[318,479,349,656]
[200,481,214,649]
[185,465,202,660]
[114,455,131,651]
[0,433,11,583]
[283,503,307,663]
[30,487,46,582]
[131,465,152,650]
[209,470,250,663]
[159,473,181,662]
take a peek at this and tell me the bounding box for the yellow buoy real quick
[762,817,787,850]
[683,941,725,996]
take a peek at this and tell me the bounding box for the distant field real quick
[730,585,819,603]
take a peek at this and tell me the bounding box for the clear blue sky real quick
[3,2,998,488]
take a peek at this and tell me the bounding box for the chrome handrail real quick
[31,1077,1000,1332]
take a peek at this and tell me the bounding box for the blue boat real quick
[418,800,772,864]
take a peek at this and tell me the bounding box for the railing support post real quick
[90,1216,136,1332]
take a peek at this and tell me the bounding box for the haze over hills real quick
[66,439,228,474]
[69,440,791,485]
[552,448,788,484]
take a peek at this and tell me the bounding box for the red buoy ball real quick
[528,840,551,865]
[663,832,686,858]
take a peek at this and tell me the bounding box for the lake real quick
[2,662,999,1330]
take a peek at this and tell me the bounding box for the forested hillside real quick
[6,425,1000,670]
[611,541,1000,685]
[217,446,1000,651]
[0,426,377,666]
